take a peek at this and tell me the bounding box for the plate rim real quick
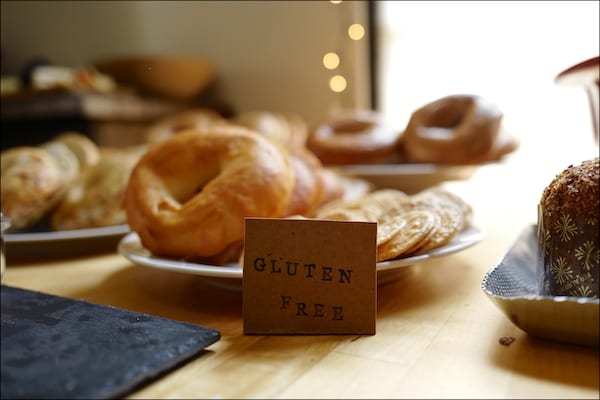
[334,162,480,176]
[4,224,130,243]
[118,224,485,279]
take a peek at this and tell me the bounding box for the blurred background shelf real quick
[1,87,232,148]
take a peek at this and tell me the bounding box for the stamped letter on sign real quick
[243,217,377,335]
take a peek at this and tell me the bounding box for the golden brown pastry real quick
[283,147,324,217]
[401,94,506,164]
[51,132,100,170]
[40,141,80,185]
[50,147,144,230]
[230,110,309,149]
[124,125,295,261]
[307,109,402,165]
[313,168,346,210]
[0,147,71,230]
[145,108,225,143]
[231,110,343,216]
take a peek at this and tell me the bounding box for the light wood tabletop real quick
[2,131,599,399]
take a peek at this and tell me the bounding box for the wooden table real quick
[2,134,599,399]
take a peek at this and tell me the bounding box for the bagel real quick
[230,110,309,149]
[145,108,225,143]
[314,168,345,209]
[401,94,504,164]
[307,109,402,165]
[124,125,295,261]
[283,148,323,217]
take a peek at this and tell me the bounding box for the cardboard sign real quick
[243,217,377,335]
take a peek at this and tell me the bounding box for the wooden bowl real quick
[94,55,216,101]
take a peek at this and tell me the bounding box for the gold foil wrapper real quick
[537,204,599,298]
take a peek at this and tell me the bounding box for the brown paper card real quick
[243,217,377,335]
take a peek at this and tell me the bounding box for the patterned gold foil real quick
[538,204,599,298]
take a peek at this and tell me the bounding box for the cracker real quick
[363,189,412,220]
[314,188,410,222]
[314,197,367,220]
[412,188,472,231]
[313,187,473,258]
[411,207,463,253]
[318,208,369,222]
[376,212,409,246]
[376,210,438,262]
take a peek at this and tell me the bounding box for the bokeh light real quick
[329,75,347,92]
[323,52,340,70]
[348,23,365,40]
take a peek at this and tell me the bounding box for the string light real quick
[324,0,365,94]
[347,23,365,40]
[329,75,347,92]
[323,52,340,70]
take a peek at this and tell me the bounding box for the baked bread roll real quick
[50,146,144,230]
[124,125,295,261]
[230,110,309,149]
[51,131,101,170]
[1,147,72,230]
[1,133,102,231]
[145,108,225,143]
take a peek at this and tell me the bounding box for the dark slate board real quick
[1,285,221,399]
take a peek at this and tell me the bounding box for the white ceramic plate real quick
[118,224,484,288]
[482,224,599,347]
[4,225,130,261]
[334,163,479,193]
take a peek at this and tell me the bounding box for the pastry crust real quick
[51,132,100,170]
[401,94,505,164]
[124,125,296,260]
[307,109,401,165]
[1,147,69,230]
[145,108,225,143]
[230,110,309,149]
[50,147,142,230]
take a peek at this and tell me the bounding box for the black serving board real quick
[1,285,221,399]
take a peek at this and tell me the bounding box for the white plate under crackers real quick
[119,224,484,290]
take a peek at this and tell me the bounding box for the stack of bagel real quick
[1,132,144,231]
[125,109,369,264]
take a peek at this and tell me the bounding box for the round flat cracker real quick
[411,207,464,253]
[314,188,410,222]
[376,212,409,246]
[363,189,412,220]
[411,188,472,231]
[318,208,370,222]
[376,210,438,262]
